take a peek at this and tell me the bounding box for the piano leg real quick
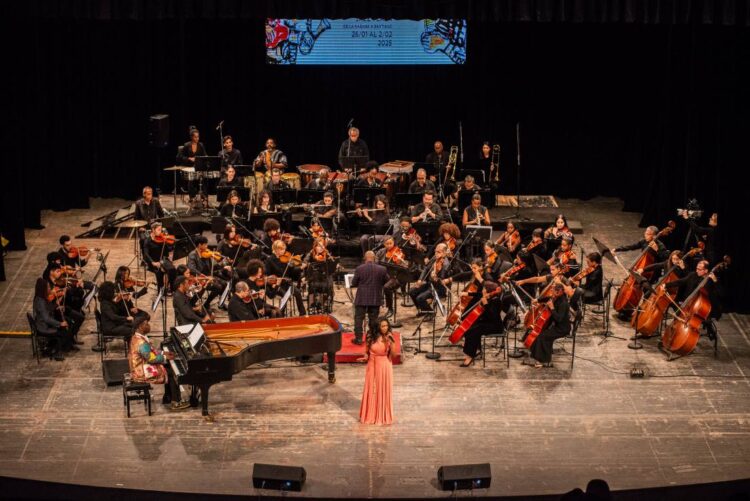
[327,351,336,383]
[200,384,211,416]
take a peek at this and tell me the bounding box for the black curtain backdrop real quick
[4,0,749,311]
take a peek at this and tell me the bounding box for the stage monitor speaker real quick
[437,463,491,491]
[252,463,306,492]
[148,114,169,147]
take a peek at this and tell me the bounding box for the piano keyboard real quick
[162,345,185,376]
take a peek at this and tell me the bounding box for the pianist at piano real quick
[127,319,190,411]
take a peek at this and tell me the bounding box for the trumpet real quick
[491,144,500,182]
[447,145,458,181]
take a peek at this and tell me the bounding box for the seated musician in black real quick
[375,236,410,318]
[44,263,85,343]
[612,225,670,265]
[217,165,244,189]
[570,252,604,305]
[57,234,89,269]
[426,140,456,196]
[449,174,482,208]
[515,261,566,299]
[307,168,331,190]
[33,276,73,360]
[227,281,257,322]
[114,266,151,325]
[217,224,256,281]
[357,194,390,254]
[173,276,212,325]
[245,259,280,319]
[547,236,578,277]
[143,222,177,292]
[219,189,248,219]
[304,238,335,312]
[526,282,570,368]
[409,190,442,224]
[662,259,721,322]
[260,218,285,250]
[98,281,136,340]
[265,240,307,316]
[636,250,685,298]
[134,186,165,222]
[518,228,547,275]
[355,162,383,188]
[254,190,277,215]
[186,236,228,310]
[460,279,503,367]
[176,126,206,166]
[408,168,436,194]
[409,242,451,317]
[543,214,574,258]
[313,191,338,219]
[265,168,290,192]
[219,135,243,172]
[462,193,491,228]
[394,217,426,264]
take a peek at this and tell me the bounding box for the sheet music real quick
[175,323,205,349]
[344,273,355,289]
[279,286,292,311]
[151,285,165,312]
[431,284,446,317]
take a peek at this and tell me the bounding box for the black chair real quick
[26,312,58,363]
[94,309,128,359]
[481,331,509,368]
[122,373,152,417]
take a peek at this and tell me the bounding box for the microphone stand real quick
[501,122,531,222]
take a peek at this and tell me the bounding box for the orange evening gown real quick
[359,338,394,425]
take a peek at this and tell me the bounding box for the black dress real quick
[529,295,570,364]
[177,141,207,166]
[462,291,502,358]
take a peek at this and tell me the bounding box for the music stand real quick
[394,193,423,211]
[91,250,110,283]
[151,285,168,338]
[353,187,386,208]
[465,225,492,242]
[424,283,447,360]
[297,189,325,205]
[216,186,250,206]
[218,281,232,309]
[457,169,486,185]
[457,189,493,215]
[232,164,254,178]
[194,156,221,200]
[359,222,390,236]
[271,189,297,207]
[288,238,314,256]
[340,156,369,171]
[413,221,441,245]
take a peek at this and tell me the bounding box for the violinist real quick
[462,193,490,228]
[227,281,257,321]
[307,168,331,190]
[33,277,73,360]
[143,222,177,292]
[408,168,436,194]
[612,225,670,264]
[219,135,243,172]
[217,165,244,189]
[547,236,578,277]
[460,279,503,367]
[176,126,207,166]
[357,194,390,253]
[543,214,574,257]
[254,190,277,215]
[355,163,383,188]
[525,283,570,368]
[253,137,288,172]
[571,252,604,305]
[394,217,426,262]
[495,221,521,255]
[429,222,461,260]
[518,228,547,275]
[218,224,256,280]
[515,261,566,295]
[114,266,150,325]
[410,190,442,224]
[44,263,84,343]
[98,281,137,340]
[186,236,228,310]
[304,238,335,313]
[482,241,506,281]
[219,189,248,219]
[173,276,213,325]
[261,218,291,249]
[134,186,165,222]
[57,235,89,269]
[265,240,307,316]
[245,259,281,318]
[376,237,409,318]
[409,242,451,317]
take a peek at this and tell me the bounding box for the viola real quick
[496,230,520,249]
[255,275,290,287]
[279,251,303,266]
[310,224,327,239]
[569,264,597,285]
[200,250,223,262]
[313,249,329,262]
[123,278,147,288]
[47,286,67,303]
[271,232,295,243]
[613,220,676,313]
[662,256,730,356]
[449,288,503,344]
[632,242,704,337]
[153,232,176,245]
[66,246,92,260]
[447,280,480,326]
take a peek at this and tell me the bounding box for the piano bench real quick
[122,374,152,418]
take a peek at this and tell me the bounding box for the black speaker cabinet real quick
[148,114,169,147]
[252,463,306,492]
[437,463,491,491]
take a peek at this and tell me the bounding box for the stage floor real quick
[0,196,749,498]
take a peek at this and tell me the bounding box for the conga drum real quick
[281,172,301,191]
[255,171,270,200]
[298,164,327,187]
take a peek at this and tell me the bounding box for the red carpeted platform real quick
[324,332,403,364]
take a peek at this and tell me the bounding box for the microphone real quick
[347,118,354,129]
[215,120,224,131]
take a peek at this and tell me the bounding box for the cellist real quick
[525,283,570,368]
[611,226,670,267]
[459,280,503,368]
[637,250,686,298]
[661,260,720,339]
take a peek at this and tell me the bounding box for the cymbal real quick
[163,166,188,171]
[120,219,148,228]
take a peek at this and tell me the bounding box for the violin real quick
[153,232,176,245]
[310,224,327,240]
[61,265,81,277]
[313,249,330,262]
[241,290,263,303]
[521,239,542,255]
[500,260,526,282]
[271,232,295,243]
[123,278,147,288]
[549,248,575,266]
[569,264,597,285]
[229,235,254,249]
[67,245,92,260]
[446,237,457,254]
[496,230,520,250]
[255,275,290,287]
[279,251,303,266]
[385,246,407,267]
[404,228,426,252]
[200,249,223,262]
[47,286,67,303]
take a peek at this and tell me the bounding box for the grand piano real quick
[164,314,343,416]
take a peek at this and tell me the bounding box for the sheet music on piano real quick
[175,323,206,352]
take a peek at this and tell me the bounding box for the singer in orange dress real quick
[359,318,395,425]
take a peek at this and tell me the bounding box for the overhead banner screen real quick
[265,19,467,65]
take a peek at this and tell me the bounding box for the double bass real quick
[661,257,730,357]
[613,221,676,313]
[632,243,704,337]
[449,288,503,344]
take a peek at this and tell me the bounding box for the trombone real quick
[447,145,459,181]
[491,144,500,182]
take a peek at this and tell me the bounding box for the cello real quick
[661,256,730,357]
[449,288,503,344]
[632,243,704,337]
[613,221,676,313]
[447,280,480,326]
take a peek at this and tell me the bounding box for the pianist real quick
[127,319,190,411]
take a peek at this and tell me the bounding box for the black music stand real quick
[216,186,250,205]
[288,238,314,256]
[359,222,390,236]
[457,168,486,185]
[413,221,441,245]
[298,189,325,205]
[394,193,423,211]
[233,164,254,177]
[464,224,492,242]
[249,214,280,233]
[353,187,386,208]
[340,156,369,172]
[271,189,297,207]
[457,189,493,215]
[194,156,221,199]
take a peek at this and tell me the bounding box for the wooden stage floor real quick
[0,196,749,498]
